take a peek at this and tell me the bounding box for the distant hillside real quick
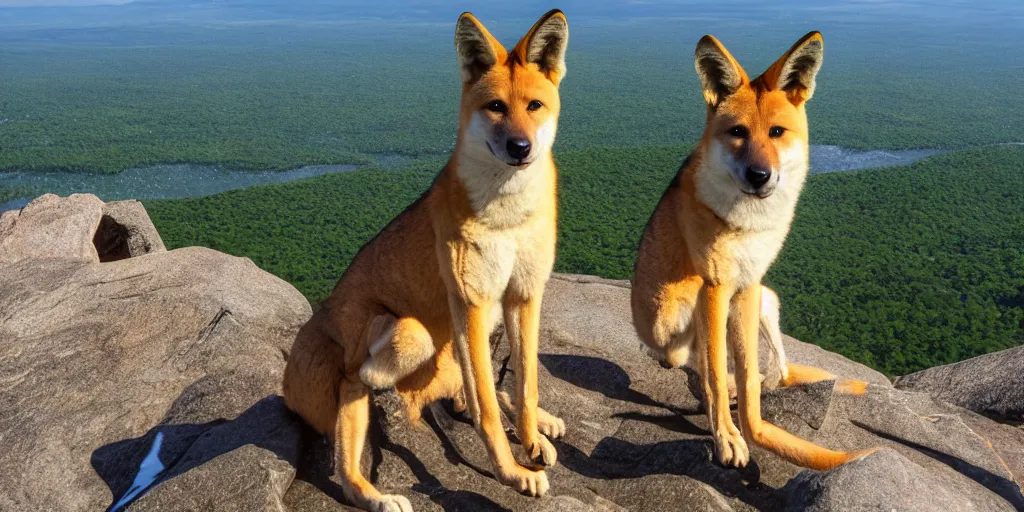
[145,145,1024,375]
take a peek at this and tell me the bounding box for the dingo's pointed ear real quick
[455,12,506,84]
[694,35,748,108]
[515,9,569,85]
[763,31,824,104]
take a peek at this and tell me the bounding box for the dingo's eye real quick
[485,100,508,114]
[769,126,785,138]
[727,126,749,138]
[527,100,543,111]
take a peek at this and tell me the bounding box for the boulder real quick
[0,194,167,265]
[895,345,1024,423]
[0,193,104,264]
[780,448,992,511]
[2,195,1023,512]
[0,194,312,511]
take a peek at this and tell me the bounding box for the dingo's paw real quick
[368,494,413,512]
[538,412,566,439]
[714,423,749,468]
[496,464,549,497]
[524,433,558,467]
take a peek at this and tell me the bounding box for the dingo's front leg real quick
[450,296,549,496]
[503,294,562,467]
[701,283,748,467]
[731,285,764,446]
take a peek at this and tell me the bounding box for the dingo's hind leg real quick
[283,316,344,436]
[396,342,465,423]
[335,376,413,512]
[639,277,703,369]
[360,315,436,390]
[283,314,415,511]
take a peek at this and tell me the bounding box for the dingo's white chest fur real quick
[449,158,556,304]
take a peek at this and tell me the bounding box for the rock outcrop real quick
[2,194,1022,511]
[895,345,1024,424]
[0,194,311,511]
[0,193,106,264]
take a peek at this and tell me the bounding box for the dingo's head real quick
[454,10,568,169]
[692,32,823,226]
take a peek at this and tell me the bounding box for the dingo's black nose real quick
[506,138,531,160]
[745,167,771,188]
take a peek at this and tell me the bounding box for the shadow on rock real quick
[387,392,513,510]
[556,433,780,512]
[290,393,511,512]
[385,436,512,512]
[610,410,710,437]
[539,354,688,413]
[91,395,301,511]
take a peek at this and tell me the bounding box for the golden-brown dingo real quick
[283,10,570,512]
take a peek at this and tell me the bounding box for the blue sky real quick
[0,0,131,5]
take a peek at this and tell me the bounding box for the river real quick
[0,146,951,213]
[0,163,358,213]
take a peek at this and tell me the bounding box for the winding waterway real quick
[807,145,946,174]
[0,145,954,213]
[0,163,358,212]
